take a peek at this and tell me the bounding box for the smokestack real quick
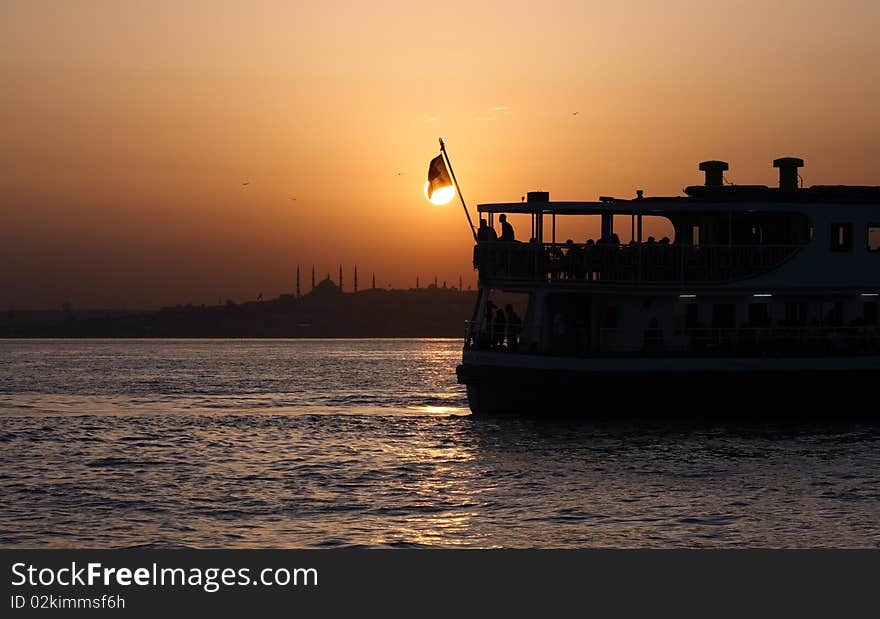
[698,160,729,187]
[527,191,549,203]
[773,157,804,191]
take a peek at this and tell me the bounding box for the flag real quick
[426,154,453,200]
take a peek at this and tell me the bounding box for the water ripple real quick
[1,339,879,548]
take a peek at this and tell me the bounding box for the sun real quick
[424,181,456,205]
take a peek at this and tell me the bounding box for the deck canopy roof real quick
[475,199,783,216]
[478,200,680,215]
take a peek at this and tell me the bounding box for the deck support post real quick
[601,212,613,239]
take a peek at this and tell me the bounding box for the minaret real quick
[311,266,316,291]
[434,275,438,287]
[372,272,376,289]
[354,265,358,293]
[459,275,462,291]
[296,265,301,299]
[416,276,420,289]
[338,264,343,292]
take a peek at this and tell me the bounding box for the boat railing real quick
[464,320,880,356]
[473,241,804,284]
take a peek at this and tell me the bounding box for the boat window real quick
[720,212,809,245]
[831,222,853,252]
[868,223,880,252]
[474,290,531,352]
[485,290,530,324]
[546,293,592,355]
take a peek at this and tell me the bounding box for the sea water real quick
[1,339,878,548]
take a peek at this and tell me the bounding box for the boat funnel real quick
[527,191,549,203]
[698,161,729,187]
[773,157,804,191]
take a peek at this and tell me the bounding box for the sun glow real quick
[424,181,456,205]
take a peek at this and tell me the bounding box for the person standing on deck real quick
[477,218,497,242]
[475,219,497,272]
[499,214,515,241]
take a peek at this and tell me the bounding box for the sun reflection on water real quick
[413,405,470,416]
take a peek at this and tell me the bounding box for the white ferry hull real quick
[457,351,880,417]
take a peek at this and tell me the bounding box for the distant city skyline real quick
[8,262,474,311]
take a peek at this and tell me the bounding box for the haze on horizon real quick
[2,0,879,309]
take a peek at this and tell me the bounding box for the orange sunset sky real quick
[2,0,879,309]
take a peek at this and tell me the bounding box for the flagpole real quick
[439,138,477,241]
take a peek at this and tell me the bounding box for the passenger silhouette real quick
[475,219,497,272]
[499,214,515,241]
[478,300,497,349]
[584,239,597,280]
[485,300,496,325]
[477,218,497,242]
[566,239,584,279]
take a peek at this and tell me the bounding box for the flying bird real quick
[572,112,579,116]
[241,181,250,188]
[288,197,297,201]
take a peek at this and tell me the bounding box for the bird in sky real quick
[241,181,250,188]
[288,197,297,201]
[572,111,579,116]
[394,172,406,176]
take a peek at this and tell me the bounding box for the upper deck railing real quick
[474,241,804,285]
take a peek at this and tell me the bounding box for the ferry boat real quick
[456,158,880,415]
